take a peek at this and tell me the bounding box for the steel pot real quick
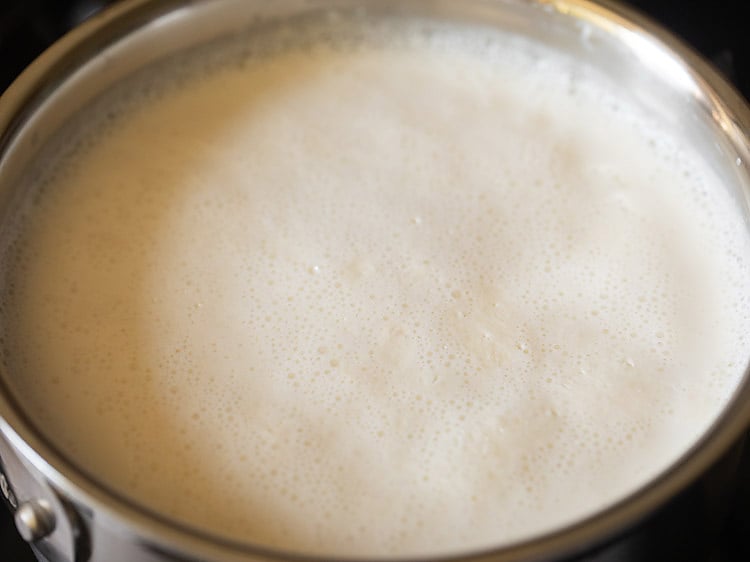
[1,1,749,561]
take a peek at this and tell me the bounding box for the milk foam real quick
[1,18,749,557]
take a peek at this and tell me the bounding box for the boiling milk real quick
[1,17,749,557]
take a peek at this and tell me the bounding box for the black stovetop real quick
[1,1,749,561]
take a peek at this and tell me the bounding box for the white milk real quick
[2,19,749,557]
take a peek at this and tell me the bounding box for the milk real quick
[1,18,749,557]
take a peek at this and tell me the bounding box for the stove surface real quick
[1,1,749,561]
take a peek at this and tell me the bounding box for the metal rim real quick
[1,1,749,561]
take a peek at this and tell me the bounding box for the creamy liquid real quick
[1,18,749,557]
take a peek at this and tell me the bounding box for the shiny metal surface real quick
[15,499,56,542]
[0,431,80,561]
[0,1,749,561]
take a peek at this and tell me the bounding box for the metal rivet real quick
[14,499,56,542]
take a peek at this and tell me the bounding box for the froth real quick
[1,17,749,557]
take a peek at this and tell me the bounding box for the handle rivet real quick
[14,499,56,542]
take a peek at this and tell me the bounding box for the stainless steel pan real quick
[1,1,749,561]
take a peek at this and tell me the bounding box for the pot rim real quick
[1,1,750,561]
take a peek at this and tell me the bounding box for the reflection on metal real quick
[14,499,56,542]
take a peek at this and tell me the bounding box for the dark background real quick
[1,1,748,561]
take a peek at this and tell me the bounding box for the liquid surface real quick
[2,18,750,557]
